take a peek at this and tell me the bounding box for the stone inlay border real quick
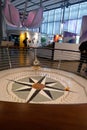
[0,67,87,104]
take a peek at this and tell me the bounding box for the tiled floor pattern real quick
[0,67,87,104]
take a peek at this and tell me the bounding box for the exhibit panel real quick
[54,43,80,60]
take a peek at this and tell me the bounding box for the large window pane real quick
[41,23,48,34]
[76,19,82,34]
[47,22,54,34]
[48,10,54,22]
[69,4,79,19]
[78,2,87,18]
[43,11,48,23]
[63,20,68,31]
[53,22,60,34]
[68,20,77,33]
[64,7,70,20]
[54,8,62,22]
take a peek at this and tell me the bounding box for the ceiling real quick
[10,0,87,14]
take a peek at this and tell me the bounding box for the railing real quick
[0,46,87,78]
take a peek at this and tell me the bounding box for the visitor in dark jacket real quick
[77,41,87,73]
[23,37,28,47]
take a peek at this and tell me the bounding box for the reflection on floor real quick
[0,67,87,104]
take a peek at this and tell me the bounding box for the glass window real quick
[47,22,54,34]
[43,11,48,23]
[78,2,87,18]
[48,10,55,22]
[64,7,70,20]
[63,20,68,31]
[68,20,77,33]
[76,19,82,34]
[41,1,87,41]
[54,8,62,21]
[53,22,60,34]
[32,28,39,32]
[41,23,48,34]
[69,4,79,19]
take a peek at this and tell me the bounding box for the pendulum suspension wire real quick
[22,0,28,25]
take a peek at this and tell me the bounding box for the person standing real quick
[77,41,87,73]
[23,37,28,47]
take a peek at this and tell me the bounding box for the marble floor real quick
[0,66,87,104]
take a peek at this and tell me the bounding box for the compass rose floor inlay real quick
[0,67,87,104]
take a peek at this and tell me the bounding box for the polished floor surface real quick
[0,49,87,130]
[0,101,87,130]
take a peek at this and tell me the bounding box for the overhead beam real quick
[17,0,64,12]
[11,0,87,13]
[15,0,48,10]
